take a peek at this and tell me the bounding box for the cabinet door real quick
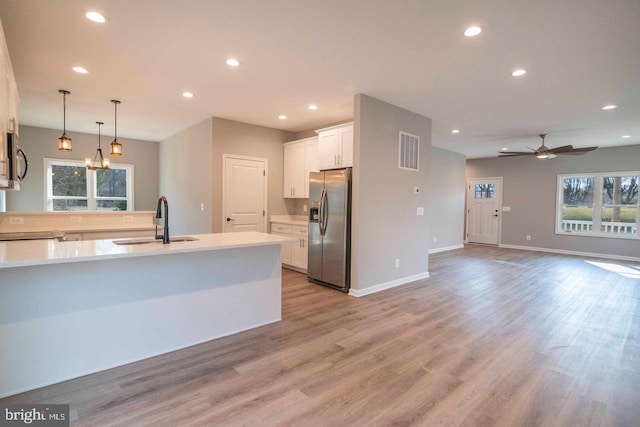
[283,141,306,198]
[283,144,296,198]
[339,125,354,167]
[318,130,340,170]
[290,226,308,269]
[304,137,318,198]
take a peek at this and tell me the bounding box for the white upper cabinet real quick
[0,19,19,186]
[283,136,318,198]
[316,122,353,170]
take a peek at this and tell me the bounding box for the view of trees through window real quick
[559,174,639,236]
[47,160,131,211]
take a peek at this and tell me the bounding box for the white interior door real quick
[223,155,267,233]
[467,177,502,245]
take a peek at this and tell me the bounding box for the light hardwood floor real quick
[2,246,639,426]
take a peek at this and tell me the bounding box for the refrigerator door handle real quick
[321,188,329,236]
[318,188,326,236]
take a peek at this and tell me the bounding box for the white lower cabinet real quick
[270,222,308,271]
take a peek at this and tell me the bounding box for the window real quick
[557,172,639,239]
[475,184,495,199]
[45,159,134,211]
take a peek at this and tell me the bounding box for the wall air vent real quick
[398,131,420,171]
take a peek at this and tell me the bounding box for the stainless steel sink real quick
[112,236,198,245]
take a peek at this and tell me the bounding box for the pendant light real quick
[85,121,110,170]
[110,99,122,155]
[57,89,72,151]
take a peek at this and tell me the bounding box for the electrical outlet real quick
[200,203,205,211]
[70,216,82,223]
[9,217,24,225]
[303,204,307,212]
[123,216,133,222]
[526,235,531,241]
[395,258,400,268]
[433,236,437,242]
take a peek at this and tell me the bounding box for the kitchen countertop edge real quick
[0,232,296,269]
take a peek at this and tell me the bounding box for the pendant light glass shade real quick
[110,99,122,155]
[85,122,110,170]
[57,89,72,151]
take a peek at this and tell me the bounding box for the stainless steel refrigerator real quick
[308,168,351,292]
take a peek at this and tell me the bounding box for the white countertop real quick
[0,232,295,269]
[270,215,309,227]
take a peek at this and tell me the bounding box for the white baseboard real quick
[349,272,429,298]
[429,244,464,255]
[499,244,640,263]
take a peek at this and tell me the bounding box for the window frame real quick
[556,171,639,240]
[44,158,134,212]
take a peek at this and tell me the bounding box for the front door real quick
[467,177,502,245]
[222,155,267,233]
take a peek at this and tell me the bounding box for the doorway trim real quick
[465,176,503,245]
[221,153,268,233]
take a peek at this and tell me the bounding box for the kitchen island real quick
[0,232,294,398]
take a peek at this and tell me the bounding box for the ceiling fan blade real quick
[547,145,574,154]
[499,152,536,157]
[498,151,537,155]
[556,146,598,155]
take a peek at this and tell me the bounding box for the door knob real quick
[226,217,235,222]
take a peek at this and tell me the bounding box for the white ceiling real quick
[1,0,639,158]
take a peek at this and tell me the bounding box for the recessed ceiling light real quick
[182,92,194,98]
[226,58,240,67]
[602,105,617,110]
[511,69,527,77]
[85,11,107,23]
[308,104,318,110]
[451,129,460,134]
[72,66,89,74]
[278,115,287,120]
[501,147,509,151]
[621,135,631,139]
[464,26,482,37]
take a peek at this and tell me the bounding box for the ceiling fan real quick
[499,134,598,159]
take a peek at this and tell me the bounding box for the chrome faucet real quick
[155,196,170,244]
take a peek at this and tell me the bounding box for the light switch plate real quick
[502,206,511,212]
[416,207,424,216]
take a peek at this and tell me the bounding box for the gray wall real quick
[6,125,159,212]
[466,144,640,258]
[352,94,432,291]
[429,147,466,251]
[159,118,213,235]
[211,117,295,233]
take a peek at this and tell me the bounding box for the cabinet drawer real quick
[271,223,292,234]
[292,225,308,236]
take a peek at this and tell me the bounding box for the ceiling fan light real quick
[536,153,549,159]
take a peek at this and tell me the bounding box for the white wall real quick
[429,147,466,252]
[352,94,432,295]
[159,118,213,235]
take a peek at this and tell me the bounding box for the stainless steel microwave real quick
[1,128,28,191]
